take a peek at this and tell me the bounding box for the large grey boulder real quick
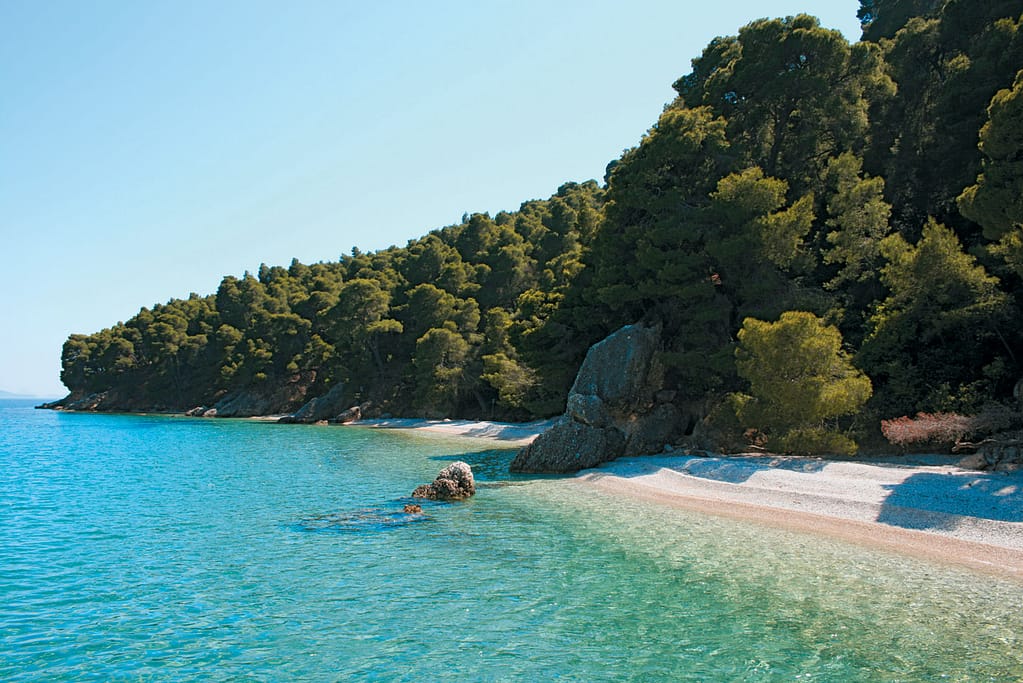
[511,323,681,474]
[332,404,364,424]
[510,420,625,473]
[412,462,476,500]
[622,402,683,456]
[569,323,661,411]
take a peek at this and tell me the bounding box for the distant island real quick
[45,3,1023,466]
[1,390,38,399]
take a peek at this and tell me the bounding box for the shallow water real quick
[2,399,1021,681]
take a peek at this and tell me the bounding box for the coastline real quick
[37,408,1023,577]
[575,454,1023,580]
[353,417,557,445]
[350,417,1023,579]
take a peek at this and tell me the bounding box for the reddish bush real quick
[881,405,1022,451]
[881,412,971,450]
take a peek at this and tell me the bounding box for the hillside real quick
[51,1,1023,454]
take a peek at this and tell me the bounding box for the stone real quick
[566,393,609,427]
[510,322,683,474]
[622,403,682,456]
[403,504,423,514]
[412,461,476,500]
[334,405,362,424]
[982,446,1002,466]
[215,370,319,418]
[569,323,661,410]
[184,406,207,417]
[281,382,347,424]
[213,391,277,418]
[957,453,988,470]
[510,420,625,473]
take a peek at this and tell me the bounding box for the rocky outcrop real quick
[38,390,140,412]
[43,370,323,418]
[511,323,685,474]
[37,392,102,411]
[211,391,281,418]
[279,382,348,424]
[412,461,476,500]
[213,371,319,418]
[511,419,626,473]
[333,405,364,424]
[957,432,1023,471]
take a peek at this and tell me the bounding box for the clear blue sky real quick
[1,1,860,397]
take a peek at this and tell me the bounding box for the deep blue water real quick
[2,398,1022,681]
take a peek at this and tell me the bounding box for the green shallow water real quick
[1,399,1021,681]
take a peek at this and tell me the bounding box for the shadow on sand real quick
[584,455,830,485]
[877,471,1023,530]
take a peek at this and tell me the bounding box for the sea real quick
[2,398,1022,681]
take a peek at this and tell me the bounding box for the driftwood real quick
[953,437,1023,453]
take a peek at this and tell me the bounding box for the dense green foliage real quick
[62,182,603,418]
[62,1,1023,451]
[732,312,873,455]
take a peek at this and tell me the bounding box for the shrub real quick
[777,427,859,457]
[733,311,872,454]
[881,405,1022,452]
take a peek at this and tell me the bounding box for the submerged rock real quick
[296,507,426,533]
[412,461,476,501]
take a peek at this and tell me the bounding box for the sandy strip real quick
[335,417,1023,577]
[577,455,1023,580]
[356,417,556,445]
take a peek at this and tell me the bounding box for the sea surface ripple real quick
[1,399,1021,681]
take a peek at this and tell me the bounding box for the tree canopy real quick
[60,2,1023,453]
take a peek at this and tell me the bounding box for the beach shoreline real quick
[44,408,1023,577]
[356,417,1023,579]
[575,454,1023,580]
[352,417,558,445]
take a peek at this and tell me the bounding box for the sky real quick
[0,0,861,397]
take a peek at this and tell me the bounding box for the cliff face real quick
[510,323,688,473]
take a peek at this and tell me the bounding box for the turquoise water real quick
[2,399,1022,681]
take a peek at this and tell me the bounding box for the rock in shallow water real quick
[412,461,476,500]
